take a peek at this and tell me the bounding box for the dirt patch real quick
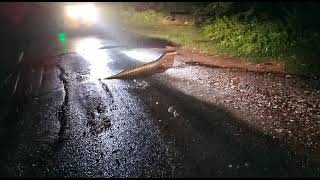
[175,49,286,74]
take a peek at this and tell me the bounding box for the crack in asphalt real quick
[82,81,113,137]
[99,80,114,103]
[56,61,69,144]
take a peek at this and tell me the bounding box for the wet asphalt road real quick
[0,35,320,177]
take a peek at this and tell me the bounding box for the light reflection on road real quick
[120,48,162,63]
[74,37,111,82]
[73,37,166,82]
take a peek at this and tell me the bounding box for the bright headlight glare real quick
[66,6,79,19]
[65,4,98,23]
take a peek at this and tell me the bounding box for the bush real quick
[201,17,296,59]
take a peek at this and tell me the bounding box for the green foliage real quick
[201,16,320,60]
[120,9,165,26]
[192,2,234,17]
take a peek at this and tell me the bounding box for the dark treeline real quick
[125,2,320,31]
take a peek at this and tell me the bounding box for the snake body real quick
[104,51,177,79]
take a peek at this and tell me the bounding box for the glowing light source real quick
[58,32,67,42]
[66,6,79,19]
[65,3,98,24]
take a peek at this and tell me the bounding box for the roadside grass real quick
[125,24,220,55]
[118,10,226,56]
[117,9,320,76]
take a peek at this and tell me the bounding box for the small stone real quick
[168,106,175,113]
[159,119,162,122]
[244,162,249,167]
[173,111,180,118]
[112,150,119,154]
[116,159,120,166]
[155,101,159,105]
[228,164,232,168]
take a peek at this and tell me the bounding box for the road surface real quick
[0,34,320,177]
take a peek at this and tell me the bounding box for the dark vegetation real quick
[117,2,320,76]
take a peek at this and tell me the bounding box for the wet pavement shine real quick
[0,35,319,177]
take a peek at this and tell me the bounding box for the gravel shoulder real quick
[152,59,320,163]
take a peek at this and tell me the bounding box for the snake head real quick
[164,46,177,53]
